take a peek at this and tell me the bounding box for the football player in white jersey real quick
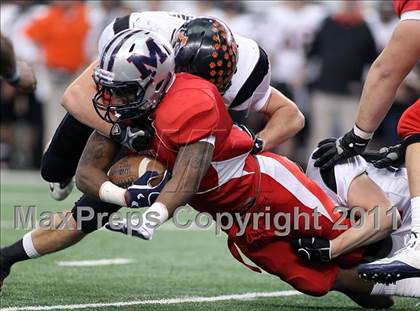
[304,154,411,258]
[293,151,419,296]
[42,11,304,201]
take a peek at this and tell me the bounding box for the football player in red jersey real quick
[312,0,420,283]
[1,30,416,303]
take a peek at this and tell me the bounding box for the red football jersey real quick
[150,73,258,215]
[149,74,364,294]
[393,0,420,18]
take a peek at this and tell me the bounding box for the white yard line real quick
[1,290,301,311]
[56,258,134,267]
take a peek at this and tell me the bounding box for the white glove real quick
[104,218,155,240]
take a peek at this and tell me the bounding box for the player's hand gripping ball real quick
[108,155,171,207]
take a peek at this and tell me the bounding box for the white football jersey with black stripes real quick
[97,11,271,113]
[306,153,412,256]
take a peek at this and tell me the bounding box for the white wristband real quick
[354,125,373,140]
[99,181,127,206]
[142,202,169,230]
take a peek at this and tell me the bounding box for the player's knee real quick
[41,139,78,182]
[41,151,67,182]
[287,276,330,297]
[40,153,57,182]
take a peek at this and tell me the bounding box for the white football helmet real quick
[93,29,175,122]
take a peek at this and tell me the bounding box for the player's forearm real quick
[355,20,420,133]
[0,33,17,79]
[157,142,214,214]
[126,170,205,239]
[330,208,395,259]
[61,60,112,137]
[76,166,110,200]
[75,131,120,201]
[138,142,214,236]
[355,59,407,133]
[154,179,196,217]
[331,173,399,258]
[258,107,305,151]
[64,94,112,137]
[258,87,305,151]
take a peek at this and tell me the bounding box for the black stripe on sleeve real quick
[229,46,269,109]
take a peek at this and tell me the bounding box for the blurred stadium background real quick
[1,1,419,310]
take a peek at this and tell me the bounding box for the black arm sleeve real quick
[41,114,93,182]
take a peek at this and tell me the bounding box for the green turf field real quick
[0,171,418,310]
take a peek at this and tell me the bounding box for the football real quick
[108,154,166,188]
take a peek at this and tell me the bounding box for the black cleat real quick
[358,260,420,284]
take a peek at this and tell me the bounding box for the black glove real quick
[110,121,154,152]
[369,134,420,169]
[312,128,371,170]
[361,135,420,170]
[236,123,264,154]
[371,144,405,169]
[292,237,332,263]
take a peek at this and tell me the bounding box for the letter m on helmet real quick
[127,38,168,79]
